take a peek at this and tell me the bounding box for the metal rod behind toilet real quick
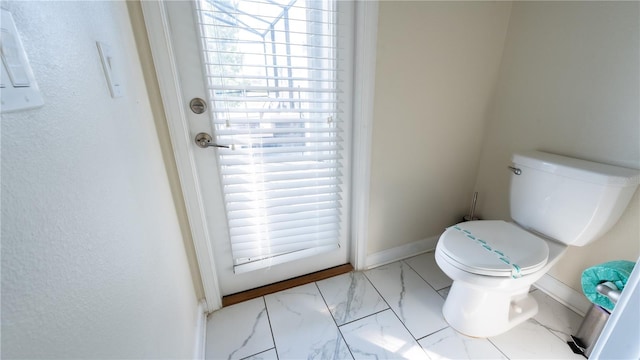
[464,192,479,222]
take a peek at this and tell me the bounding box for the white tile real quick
[365,261,447,339]
[264,283,352,360]
[205,297,273,360]
[490,319,585,359]
[243,348,278,360]
[317,272,388,326]
[531,289,584,341]
[340,309,429,360]
[418,327,507,360]
[404,252,453,290]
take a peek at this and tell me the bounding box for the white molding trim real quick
[193,300,207,360]
[350,0,379,271]
[534,274,591,316]
[140,1,222,312]
[366,236,439,269]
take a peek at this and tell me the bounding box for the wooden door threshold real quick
[222,263,354,307]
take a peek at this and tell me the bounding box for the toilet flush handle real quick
[508,166,522,175]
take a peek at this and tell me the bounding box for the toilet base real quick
[442,281,538,338]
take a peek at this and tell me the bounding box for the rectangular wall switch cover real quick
[0,8,44,113]
[96,41,123,98]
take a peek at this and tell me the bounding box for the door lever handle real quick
[195,132,229,149]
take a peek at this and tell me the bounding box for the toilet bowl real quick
[435,220,567,337]
[435,151,640,338]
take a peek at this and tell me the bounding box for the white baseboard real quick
[535,274,591,316]
[193,300,208,360]
[365,236,439,269]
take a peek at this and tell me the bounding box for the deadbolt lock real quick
[190,98,207,114]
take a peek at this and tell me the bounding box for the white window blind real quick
[195,0,349,273]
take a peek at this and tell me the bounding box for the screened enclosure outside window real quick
[195,0,350,273]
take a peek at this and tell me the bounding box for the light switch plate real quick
[0,8,44,113]
[96,41,123,98]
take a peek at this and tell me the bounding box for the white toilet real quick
[435,150,640,338]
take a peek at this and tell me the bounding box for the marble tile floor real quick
[205,251,585,360]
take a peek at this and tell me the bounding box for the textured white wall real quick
[474,1,640,292]
[368,1,512,254]
[1,1,200,358]
[126,0,205,300]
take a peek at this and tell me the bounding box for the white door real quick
[590,256,640,359]
[162,0,354,296]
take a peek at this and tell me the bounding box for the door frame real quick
[140,0,378,312]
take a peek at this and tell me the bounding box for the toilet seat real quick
[438,220,549,277]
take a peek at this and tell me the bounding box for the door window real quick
[194,0,351,273]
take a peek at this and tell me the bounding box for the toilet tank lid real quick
[513,151,640,187]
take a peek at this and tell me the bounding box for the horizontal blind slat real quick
[207,85,339,93]
[213,96,340,104]
[233,244,339,273]
[225,175,341,192]
[225,192,340,211]
[230,216,339,237]
[226,191,341,207]
[226,184,340,199]
[213,117,342,124]
[232,238,339,261]
[203,49,339,62]
[213,108,339,114]
[219,154,341,166]
[232,233,339,255]
[201,36,338,50]
[206,74,340,83]
[219,145,341,156]
[227,200,341,221]
[215,126,341,135]
[196,0,343,270]
[231,222,338,244]
[201,0,338,13]
[229,208,340,229]
[199,23,338,40]
[203,62,342,73]
[222,136,343,147]
[223,169,340,184]
[221,161,336,175]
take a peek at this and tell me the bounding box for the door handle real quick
[195,132,229,149]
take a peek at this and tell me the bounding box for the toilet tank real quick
[509,151,640,246]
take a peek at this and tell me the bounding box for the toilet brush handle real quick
[596,283,621,304]
[468,192,478,220]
